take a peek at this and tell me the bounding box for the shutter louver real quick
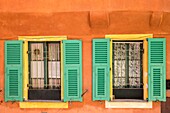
[148,38,166,102]
[63,40,82,102]
[93,39,110,101]
[5,41,23,102]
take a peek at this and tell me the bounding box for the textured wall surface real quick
[0,0,170,113]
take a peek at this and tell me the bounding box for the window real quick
[4,36,83,108]
[28,42,61,100]
[92,35,166,105]
[113,41,143,100]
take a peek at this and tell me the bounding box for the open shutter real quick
[92,39,110,101]
[148,38,166,101]
[63,40,82,102]
[5,40,23,102]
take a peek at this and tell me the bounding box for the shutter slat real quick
[63,40,82,102]
[93,39,110,101]
[5,40,23,102]
[148,38,166,102]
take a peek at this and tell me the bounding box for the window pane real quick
[112,41,143,99]
[31,43,44,61]
[113,41,143,89]
[28,42,62,101]
[48,43,61,88]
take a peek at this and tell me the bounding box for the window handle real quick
[81,89,88,97]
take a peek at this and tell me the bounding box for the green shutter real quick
[148,38,166,102]
[63,40,82,102]
[5,40,23,102]
[92,39,110,101]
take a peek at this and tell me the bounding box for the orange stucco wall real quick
[1,0,170,113]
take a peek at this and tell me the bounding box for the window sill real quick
[105,100,152,108]
[19,101,68,108]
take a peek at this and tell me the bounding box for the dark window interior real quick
[166,80,170,89]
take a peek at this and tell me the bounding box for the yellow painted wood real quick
[105,34,153,101]
[21,41,29,100]
[19,36,67,108]
[105,101,152,108]
[18,36,67,41]
[143,39,148,100]
[20,102,68,108]
[60,41,64,100]
[105,34,153,40]
[110,40,113,101]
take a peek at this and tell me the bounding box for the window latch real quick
[27,84,31,87]
[81,89,88,97]
[12,101,16,104]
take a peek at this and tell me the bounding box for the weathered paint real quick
[0,36,165,113]
[0,0,170,113]
[20,102,68,108]
[105,101,153,108]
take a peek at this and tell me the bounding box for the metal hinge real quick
[27,84,30,87]
[146,38,149,41]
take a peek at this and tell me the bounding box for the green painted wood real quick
[148,38,166,102]
[5,40,23,102]
[92,39,110,101]
[63,40,82,102]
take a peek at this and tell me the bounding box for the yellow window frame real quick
[105,34,153,108]
[18,36,68,108]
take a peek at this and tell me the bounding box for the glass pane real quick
[28,42,61,89]
[31,43,44,61]
[113,41,143,89]
[48,43,61,89]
